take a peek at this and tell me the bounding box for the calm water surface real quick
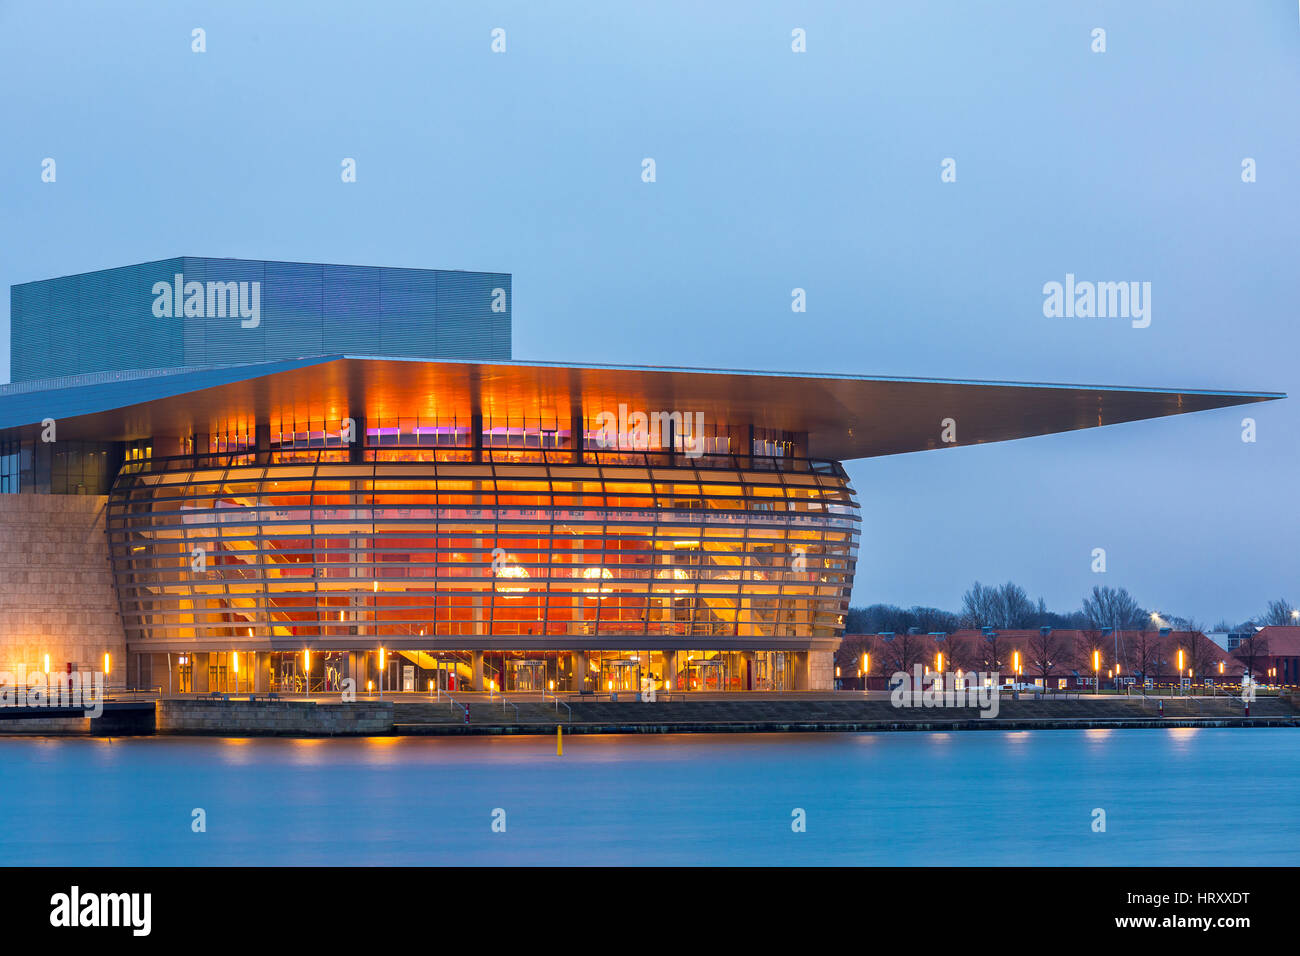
[1,729,1295,865]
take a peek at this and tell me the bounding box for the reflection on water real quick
[0,729,1295,866]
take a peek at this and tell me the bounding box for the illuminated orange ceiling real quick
[0,355,1282,461]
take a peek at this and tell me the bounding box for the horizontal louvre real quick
[10,259,512,382]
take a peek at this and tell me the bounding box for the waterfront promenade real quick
[388,692,1298,735]
[0,690,1295,736]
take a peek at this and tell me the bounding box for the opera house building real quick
[0,258,1279,695]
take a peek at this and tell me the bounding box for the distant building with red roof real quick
[837,627,1249,690]
[1239,626,1300,684]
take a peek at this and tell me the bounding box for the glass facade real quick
[0,438,119,495]
[132,647,810,695]
[0,438,18,493]
[106,451,858,652]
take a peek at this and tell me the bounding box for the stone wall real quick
[0,494,125,681]
[0,716,90,734]
[808,650,834,691]
[156,699,394,735]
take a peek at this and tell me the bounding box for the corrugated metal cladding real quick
[9,257,511,382]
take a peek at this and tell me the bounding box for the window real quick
[50,441,113,495]
[0,439,18,493]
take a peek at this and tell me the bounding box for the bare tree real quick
[1181,623,1217,682]
[1082,585,1145,669]
[940,632,972,674]
[909,607,961,634]
[1125,629,1161,684]
[1027,627,1069,687]
[961,582,999,629]
[1082,585,1144,631]
[847,604,961,636]
[961,580,1038,629]
[1233,630,1270,681]
[1074,629,1109,689]
[835,633,877,683]
[1259,598,1296,627]
[993,581,1037,628]
[973,629,1005,674]
[880,630,926,676]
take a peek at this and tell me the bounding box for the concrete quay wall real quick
[156,699,393,735]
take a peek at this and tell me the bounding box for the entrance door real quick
[276,658,300,694]
[687,659,725,691]
[439,661,458,692]
[209,656,229,693]
[753,652,788,691]
[771,652,787,691]
[508,660,546,691]
[601,659,640,691]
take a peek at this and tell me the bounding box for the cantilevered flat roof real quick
[0,355,1283,461]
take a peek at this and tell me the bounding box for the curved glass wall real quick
[107,455,858,647]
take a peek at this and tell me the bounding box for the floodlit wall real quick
[0,494,126,680]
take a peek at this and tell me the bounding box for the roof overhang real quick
[0,355,1283,461]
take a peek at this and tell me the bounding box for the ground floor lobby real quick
[130,647,835,695]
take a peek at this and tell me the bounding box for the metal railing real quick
[542,690,572,722]
[0,364,224,396]
[109,446,849,476]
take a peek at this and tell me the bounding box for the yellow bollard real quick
[556,724,563,756]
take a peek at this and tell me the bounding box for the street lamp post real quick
[1101,627,1115,690]
[1157,626,1172,698]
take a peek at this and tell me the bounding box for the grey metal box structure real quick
[10,257,511,382]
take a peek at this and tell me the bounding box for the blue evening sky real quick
[1,1,1296,623]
